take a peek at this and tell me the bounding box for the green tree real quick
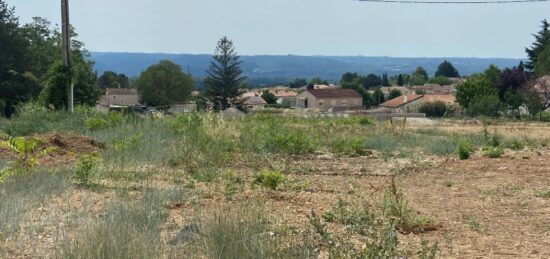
[136,60,194,107]
[397,74,404,86]
[361,74,381,89]
[456,74,503,117]
[39,62,71,110]
[409,66,428,86]
[419,101,448,117]
[535,44,550,76]
[372,88,385,106]
[341,77,374,108]
[388,89,402,100]
[289,78,307,88]
[435,60,460,78]
[309,77,329,86]
[0,0,28,76]
[484,64,501,87]
[261,91,277,104]
[428,76,453,86]
[526,19,550,71]
[204,36,246,110]
[97,71,130,88]
[0,71,41,117]
[381,73,390,86]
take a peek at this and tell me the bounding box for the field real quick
[0,106,549,258]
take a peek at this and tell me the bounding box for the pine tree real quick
[397,74,404,86]
[382,73,390,86]
[435,60,460,78]
[204,36,246,110]
[526,19,550,71]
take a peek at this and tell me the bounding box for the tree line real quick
[0,1,99,117]
[456,20,550,118]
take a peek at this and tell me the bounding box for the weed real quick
[84,117,108,131]
[0,170,70,236]
[456,139,475,160]
[224,170,245,197]
[535,190,550,198]
[184,205,312,258]
[379,178,437,234]
[462,215,482,232]
[359,116,372,125]
[443,180,454,188]
[61,190,168,259]
[322,199,373,235]
[331,138,366,156]
[482,146,504,158]
[254,170,285,190]
[506,138,525,150]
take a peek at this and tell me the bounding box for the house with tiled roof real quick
[296,89,363,111]
[244,96,268,110]
[379,95,424,113]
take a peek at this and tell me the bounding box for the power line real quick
[357,0,550,4]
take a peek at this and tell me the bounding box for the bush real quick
[419,101,448,117]
[74,154,100,185]
[84,117,108,131]
[506,138,525,150]
[269,131,314,155]
[456,139,475,160]
[254,171,285,190]
[482,146,504,158]
[331,138,366,156]
[358,116,372,125]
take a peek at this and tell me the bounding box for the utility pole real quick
[61,0,73,112]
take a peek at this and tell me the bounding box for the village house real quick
[96,88,139,111]
[379,95,424,113]
[295,89,363,111]
[244,96,268,110]
[379,94,457,113]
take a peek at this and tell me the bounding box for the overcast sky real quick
[6,0,550,58]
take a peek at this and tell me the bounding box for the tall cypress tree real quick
[526,19,550,71]
[397,74,404,86]
[381,73,390,86]
[204,36,246,110]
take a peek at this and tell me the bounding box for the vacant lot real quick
[1,107,549,258]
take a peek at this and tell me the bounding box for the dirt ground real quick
[2,122,550,258]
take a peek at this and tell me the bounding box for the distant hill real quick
[91,52,524,84]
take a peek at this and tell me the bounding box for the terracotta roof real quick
[307,89,362,98]
[422,95,456,104]
[244,96,267,105]
[380,95,423,108]
[106,88,138,96]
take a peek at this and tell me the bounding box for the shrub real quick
[331,138,366,156]
[456,139,475,160]
[506,138,525,150]
[359,116,372,125]
[322,199,373,235]
[84,117,108,131]
[254,170,285,190]
[482,146,504,158]
[269,131,314,155]
[419,101,448,117]
[74,154,100,186]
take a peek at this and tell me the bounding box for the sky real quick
[5,0,550,58]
